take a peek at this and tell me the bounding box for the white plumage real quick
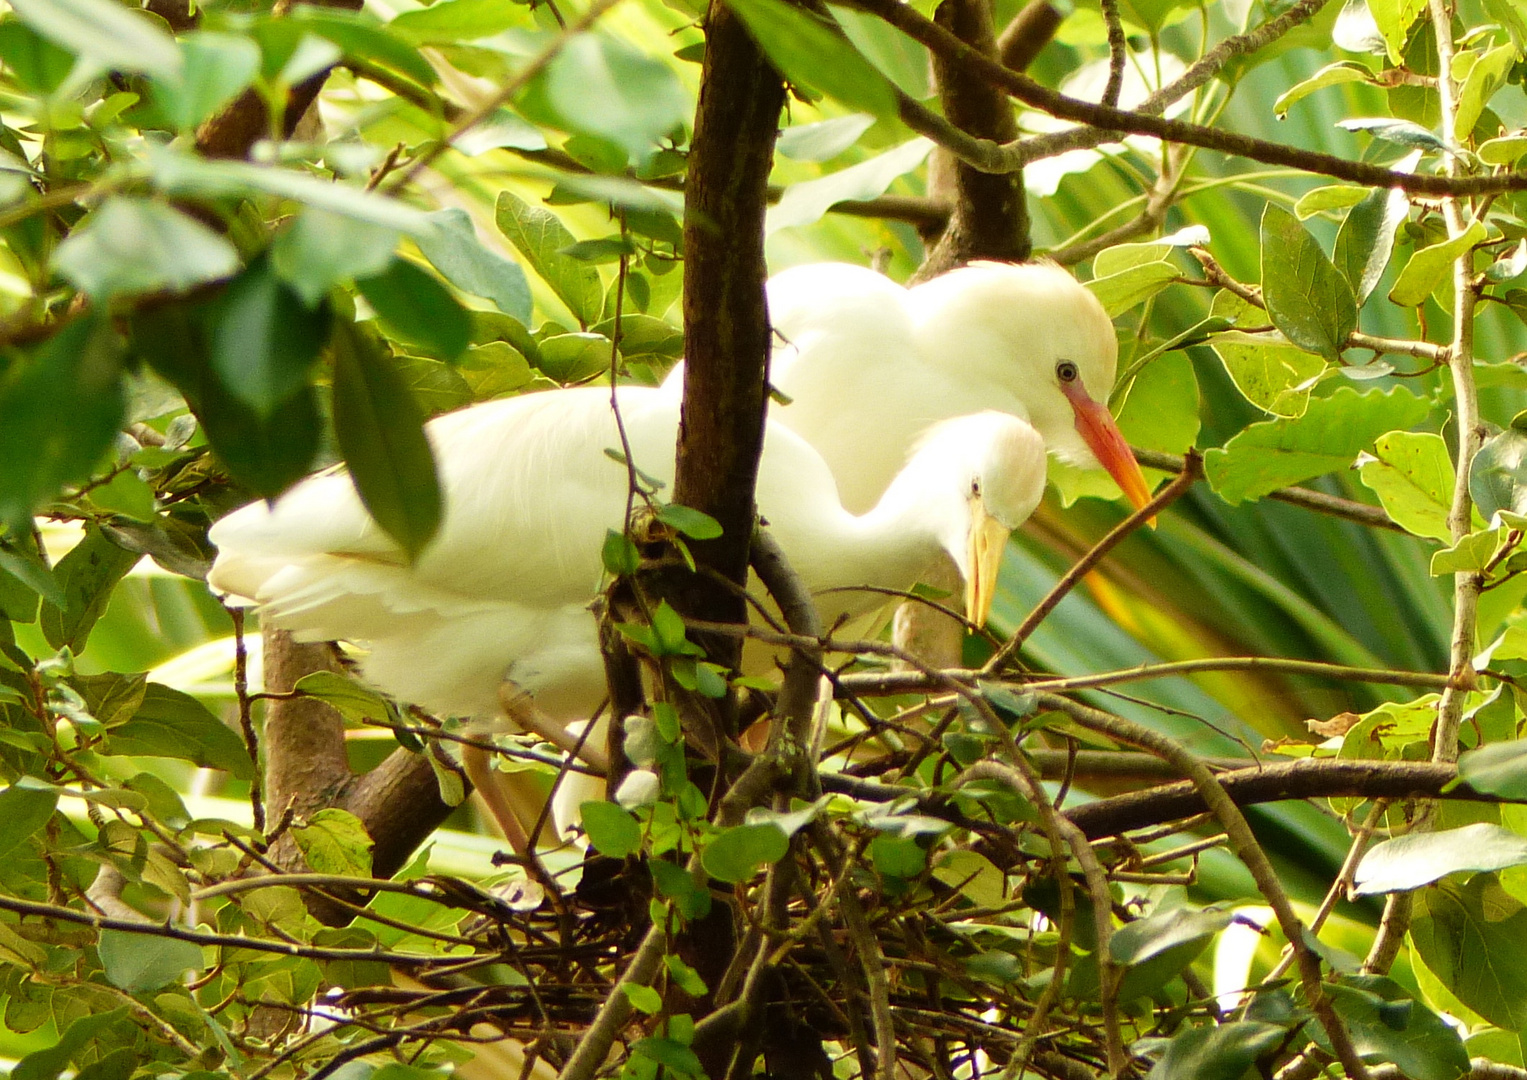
[208,386,1047,727]
[664,260,1149,514]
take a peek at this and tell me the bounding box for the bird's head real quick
[908,261,1153,512]
[903,412,1047,628]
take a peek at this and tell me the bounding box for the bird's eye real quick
[1056,360,1079,383]
[971,480,982,497]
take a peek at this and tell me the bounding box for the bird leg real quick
[497,684,611,774]
[460,743,532,855]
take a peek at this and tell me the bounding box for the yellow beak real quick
[964,500,1012,628]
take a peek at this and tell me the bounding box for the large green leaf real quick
[415,208,532,324]
[153,31,261,132]
[10,0,179,78]
[1354,824,1527,895]
[1457,738,1527,798]
[1357,430,1455,542]
[356,258,471,362]
[330,322,443,560]
[0,316,125,527]
[1259,203,1357,362]
[54,197,238,300]
[1470,414,1527,521]
[726,0,898,118]
[1411,876,1527,1029]
[0,782,57,860]
[1390,222,1488,307]
[97,931,204,993]
[1144,1021,1287,1080]
[210,255,333,419]
[495,191,604,328]
[292,808,374,876]
[1204,386,1430,504]
[10,1007,132,1080]
[543,34,689,165]
[702,822,789,883]
[1320,976,1470,1080]
[1211,332,1324,417]
[1335,180,1411,306]
[108,684,255,778]
[272,208,401,306]
[388,0,526,42]
[40,528,139,653]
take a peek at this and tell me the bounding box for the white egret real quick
[208,386,1047,847]
[663,260,1151,513]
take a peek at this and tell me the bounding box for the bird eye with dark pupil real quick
[1056,361,1079,382]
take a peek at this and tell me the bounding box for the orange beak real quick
[1060,380,1153,513]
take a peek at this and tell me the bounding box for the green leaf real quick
[1454,43,1516,140]
[416,208,532,324]
[656,504,723,540]
[272,208,400,307]
[54,197,239,300]
[0,316,125,527]
[726,0,899,118]
[870,833,926,878]
[1144,1021,1287,1080]
[1366,0,1427,59]
[331,322,444,560]
[0,782,57,860]
[153,31,260,132]
[1432,528,1505,574]
[40,528,138,652]
[1293,184,1370,219]
[1204,386,1430,505]
[494,191,603,327]
[1458,739,1527,798]
[210,255,332,418]
[97,931,203,993]
[1471,416,1527,521]
[11,1007,131,1080]
[631,1036,704,1075]
[1336,181,1411,306]
[1354,823,1527,895]
[665,954,709,996]
[388,0,525,43]
[356,258,471,362]
[768,138,933,233]
[536,332,613,382]
[1086,260,1177,318]
[544,34,689,165]
[776,114,875,161]
[1260,203,1357,361]
[621,982,663,1014]
[108,683,255,778]
[285,8,438,88]
[11,0,179,78]
[1411,875,1527,1029]
[0,22,77,93]
[1340,116,1451,153]
[1390,221,1488,307]
[294,671,400,726]
[457,341,536,398]
[292,808,374,876]
[1321,976,1470,1080]
[580,801,641,857]
[1480,134,1527,165]
[602,529,640,576]
[1211,332,1325,417]
[1274,61,1374,117]
[702,822,789,883]
[1357,431,1455,542]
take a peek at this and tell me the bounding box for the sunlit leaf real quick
[1357,431,1455,543]
[1260,204,1357,361]
[1355,824,1527,895]
[55,197,238,300]
[1411,875,1527,1029]
[416,208,532,324]
[11,0,180,79]
[495,190,604,327]
[726,0,899,118]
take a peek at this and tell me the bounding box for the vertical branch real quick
[1429,0,1484,764]
[672,0,786,697]
[260,627,352,829]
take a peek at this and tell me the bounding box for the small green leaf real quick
[41,528,139,653]
[1274,61,1374,117]
[1458,739,1527,798]
[495,190,603,327]
[543,34,689,165]
[0,783,57,860]
[331,322,443,560]
[1260,203,1357,361]
[1431,528,1505,575]
[0,316,125,527]
[665,954,709,996]
[580,801,642,857]
[294,671,399,726]
[1354,823,1527,895]
[388,0,526,43]
[55,197,238,300]
[870,833,926,878]
[292,808,374,876]
[1479,134,1527,165]
[602,529,640,576]
[1365,0,1427,59]
[1293,184,1370,219]
[1454,43,1516,140]
[210,254,332,418]
[1335,179,1411,306]
[10,1007,131,1080]
[1470,416,1527,521]
[356,258,471,362]
[1390,221,1488,307]
[1357,431,1455,542]
[536,332,612,382]
[702,822,788,883]
[1086,260,1177,318]
[1339,116,1451,153]
[767,138,933,233]
[621,982,663,1014]
[416,208,532,324]
[650,600,703,657]
[776,114,875,161]
[631,1036,705,1075]
[97,931,203,993]
[1205,386,1430,504]
[1144,1021,1288,1080]
[272,208,400,307]
[726,0,899,118]
[656,504,723,540]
